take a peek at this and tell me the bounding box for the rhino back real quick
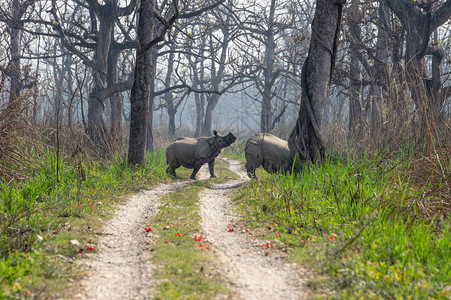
[195,137,220,161]
[167,137,199,167]
[256,134,291,172]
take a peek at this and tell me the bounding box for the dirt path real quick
[75,181,189,300]
[199,158,308,300]
[75,159,308,299]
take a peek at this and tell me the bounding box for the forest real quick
[0,0,450,298]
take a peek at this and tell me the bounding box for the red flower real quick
[77,249,84,253]
[330,234,334,242]
[144,227,152,232]
[176,232,182,237]
[86,245,94,251]
[193,237,199,242]
[267,226,272,230]
[199,235,204,241]
[165,240,169,244]
[56,229,63,233]
[244,229,249,232]
[87,239,92,244]
[198,244,204,247]
[227,227,234,232]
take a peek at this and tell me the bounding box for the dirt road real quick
[75,159,308,299]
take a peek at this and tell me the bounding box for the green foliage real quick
[234,154,450,299]
[0,148,169,297]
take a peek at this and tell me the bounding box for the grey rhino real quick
[166,130,236,179]
[245,133,292,178]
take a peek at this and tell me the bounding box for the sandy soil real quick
[74,159,310,299]
[199,158,309,300]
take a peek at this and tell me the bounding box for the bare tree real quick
[384,0,451,129]
[288,0,345,164]
[0,0,36,106]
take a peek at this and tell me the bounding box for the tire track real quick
[199,158,308,300]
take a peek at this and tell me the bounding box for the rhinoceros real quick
[166,130,236,179]
[245,133,292,178]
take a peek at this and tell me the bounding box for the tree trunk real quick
[260,0,276,133]
[146,47,158,151]
[201,94,219,136]
[8,0,22,105]
[288,0,345,165]
[195,92,205,137]
[348,0,363,139]
[127,0,155,165]
[164,43,176,137]
[108,49,122,149]
[87,2,114,148]
[201,17,229,136]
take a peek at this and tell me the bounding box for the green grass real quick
[233,154,450,299]
[221,138,246,161]
[0,148,170,298]
[149,159,238,299]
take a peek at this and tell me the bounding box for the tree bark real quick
[108,49,122,149]
[8,0,22,105]
[86,1,115,147]
[260,0,276,133]
[127,0,155,165]
[146,47,158,151]
[348,0,363,139]
[288,0,345,165]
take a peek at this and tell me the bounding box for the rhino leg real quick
[208,159,217,178]
[245,162,257,179]
[166,166,177,178]
[190,161,203,180]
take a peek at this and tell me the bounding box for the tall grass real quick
[234,152,450,298]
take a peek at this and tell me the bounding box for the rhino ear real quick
[213,130,218,136]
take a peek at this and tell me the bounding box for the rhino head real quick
[211,130,236,149]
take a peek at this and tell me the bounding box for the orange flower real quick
[330,234,334,242]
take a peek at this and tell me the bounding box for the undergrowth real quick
[234,151,450,299]
[0,148,169,298]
